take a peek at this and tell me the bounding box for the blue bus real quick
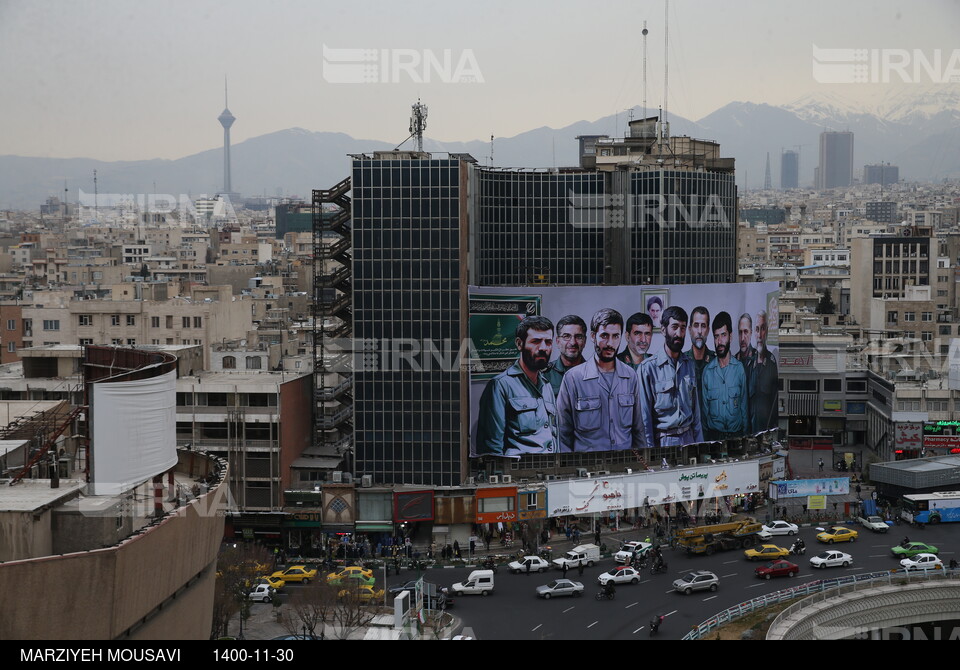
[901,492,960,526]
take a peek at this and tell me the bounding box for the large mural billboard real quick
[469,283,780,458]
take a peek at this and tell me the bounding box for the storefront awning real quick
[355,522,394,531]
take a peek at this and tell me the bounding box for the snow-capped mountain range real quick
[2,87,960,210]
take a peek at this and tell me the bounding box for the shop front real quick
[475,486,519,548]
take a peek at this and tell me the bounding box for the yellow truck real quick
[676,519,763,556]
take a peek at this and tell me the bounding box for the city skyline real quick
[1,0,958,162]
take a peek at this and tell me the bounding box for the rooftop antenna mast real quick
[396,99,429,152]
[663,0,669,140]
[93,169,99,223]
[490,134,494,166]
[642,20,649,121]
[410,99,428,153]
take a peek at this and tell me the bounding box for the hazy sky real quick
[1,0,957,161]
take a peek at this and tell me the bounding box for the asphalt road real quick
[374,522,960,640]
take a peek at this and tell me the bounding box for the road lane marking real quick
[745,582,766,588]
[664,610,677,617]
[531,624,542,632]
[720,573,738,578]
[625,602,638,608]
[563,606,576,613]
[723,560,739,564]
[702,595,718,601]
[633,626,645,634]
[587,621,599,629]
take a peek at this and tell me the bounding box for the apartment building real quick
[21,286,252,368]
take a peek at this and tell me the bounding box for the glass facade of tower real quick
[474,167,737,286]
[475,170,606,285]
[629,170,737,285]
[351,158,463,486]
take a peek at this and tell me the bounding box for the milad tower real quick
[218,79,236,194]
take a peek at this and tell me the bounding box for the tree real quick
[279,579,339,640]
[328,582,378,640]
[279,579,379,640]
[816,290,836,314]
[210,543,274,640]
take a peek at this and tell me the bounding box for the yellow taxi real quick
[326,566,375,586]
[270,565,318,584]
[256,575,286,591]
[338,584,385,604]
[816,527,859,544]
[744,544,790,561]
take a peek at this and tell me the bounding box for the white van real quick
[450,569,495,596]
[552,543,601,569]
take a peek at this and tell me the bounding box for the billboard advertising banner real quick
[768,478,850,500]
[546,461,760,516]
[469,283,780,458]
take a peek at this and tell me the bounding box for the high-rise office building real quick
[323,123,737,486]
[817,131,854,189]
[864,163,899,187]
[781,150,799,189]
[349,153,468,486]
[475,119,737,287]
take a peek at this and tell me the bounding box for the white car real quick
[508,555,550,574]
[247,584,276,603]
[809,550,853,569]
[597,566,642,585]
[614,541,653,564]
[536,579,584,599]
[900,553,943,571]
[761,520,799,536]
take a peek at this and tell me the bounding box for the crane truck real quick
[676,519,763,556]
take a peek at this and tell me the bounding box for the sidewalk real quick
[233,597,464,641]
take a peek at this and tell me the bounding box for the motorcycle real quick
[595,587,616,601]
[649,614,664,636]
[650,560,668,575]
[481,558,499,573]
[790,541,806,556]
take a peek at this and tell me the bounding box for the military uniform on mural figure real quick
[749,310,779,433]
[543,314,588,397]
[683,306,715,390]
[556,308,646,453]
[638,305,704,448]
[700,311,749,442]
[617,312,654,371]
[476,315,558,458]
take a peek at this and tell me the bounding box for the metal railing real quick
[683,568,960,640]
